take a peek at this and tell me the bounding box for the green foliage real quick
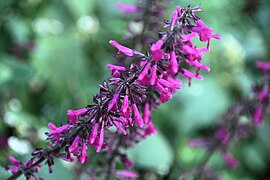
[0,0,270,179]
[128,133,173,175]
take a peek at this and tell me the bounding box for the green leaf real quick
[128,133,173,175]
[37,159,74,180]
[0,166,12,180]
[0,55,33,89]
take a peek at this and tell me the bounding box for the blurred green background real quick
[0,0,270,179]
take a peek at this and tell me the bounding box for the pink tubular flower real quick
[67,108,88,123]
[222,151,239,169]
[132,104,144,127]
[121,95,130,118]
[115,170,139,179]
[181,32,198,42]
[160,92,172,103]
[258,85,269,101]
[256,60,270,71]
[89,123,99,145]
[167,51,178,75]
[9,156,20,166]
[170,9,178,31]
[108,93,120,111]
[182,45,208,62]
[150,63,157,85]
[176,6,182,17]
[48,123,69,134]
[252,105,264,126]
[151,40,164,61]
[192,19,221,43]
[116,3,138,14]
[48,123,69,142]
[215,128,229,144]
[189,60,210,72]
[107,64,126,71]
[143,103,151,124]
[138,62,151,80]
[6,156,21,174]
[144,121,157,136]
[79,142,88,163]
[69,136,81,154]
[120,156,133,169]
[181,68,203,80]
[109,40,134,56]
[96,124,104,153]
[113,120,127,135]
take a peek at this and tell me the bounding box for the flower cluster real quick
[185,60,270,179]
[6,3,220,180]
[5,156,41,180]
[117,0,168,51]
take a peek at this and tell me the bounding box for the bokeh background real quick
[0,0,270,179]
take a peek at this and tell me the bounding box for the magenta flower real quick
[48,123,69,142]
[182,45,208,62]
[107,64,127,71]
[143,103,151,124]
[150,40,163,61]
[89,123,99,145]
[120,156,133,169]
[167,51,178,75]
[138,62,151,80]
[181,32,197,42]
[189,60,210,72]
[115,170,139,179]
[96,123,104,152]
[121,95,131,118]
[144,121,157,136]
[67,108,88,123]
[192,19,221,43]
[215,128,229,144]
[69,136,81,155]
[7,156,21,174]
[222,151,239,169]
[116,3,138,14]
[108,93,120,111]
[252,105,264,126]
[132,104,144,127]
[112,120,127,135]
[170,9,178,31]
[256,60,270,72]
[258,85,269,101]
[109,40,134,56]
[79,143,88,163]
[150,63,157,85]
[48,123,69,134]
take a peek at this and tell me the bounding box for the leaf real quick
[128,133,173,175]
[0,166,11,180]
[37,159,74,180]
[0,55,33,89]
[0,166,24,180]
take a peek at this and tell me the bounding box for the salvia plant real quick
[4,0,269,180]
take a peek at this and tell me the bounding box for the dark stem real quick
[105,138,122,180]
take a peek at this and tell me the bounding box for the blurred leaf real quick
[242,144,267,173]
[0,166,11,180]
[128,133,173,175]
[177,143,204,168]
[0,166,24,180]
[37,159,74,180]
[176,77,231,133]
[0,55,33,89]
